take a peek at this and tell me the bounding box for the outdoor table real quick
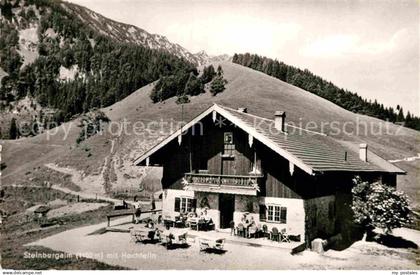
[160,228,188,246]
[198,237,225,251]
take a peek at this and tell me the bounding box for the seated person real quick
[145,219,154,229]
[206,218,214,231]
[202,209,211,222]
[248,223,258,238]
[179,212,185,220]
[187,208,197,219]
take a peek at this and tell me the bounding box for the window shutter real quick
[259,204,267,221]
[280,207,287,223]
[174,197,181,212]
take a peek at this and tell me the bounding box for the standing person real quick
[151,195,156,210]
[134,201,142,224]
[247,216,255,238]
[230,220,235,236]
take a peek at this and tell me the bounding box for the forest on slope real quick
[232,53,420,131]
[0,0,195,138]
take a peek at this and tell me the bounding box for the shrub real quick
[209,76,227,96]
[76,110,110,144]
[352,176,413,234]
[176,94,190,104]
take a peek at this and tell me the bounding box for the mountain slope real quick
[64,2,230,66]
[2,61,419,208]
[0,0,195,138]
[62,2,201,65]
[232,53,420,131]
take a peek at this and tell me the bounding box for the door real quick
[219,194,235,228]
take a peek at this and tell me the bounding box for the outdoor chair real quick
[129,227,148,243]
[189,219,199,231]
[280,228,291,243]
[236,223,245,237]
[174,216,185,228]
[262,224,269,238]
[271,227,280,242]
[177,232,188,244]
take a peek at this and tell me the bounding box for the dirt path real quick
[6,183,152,207]
[45,163,106,195]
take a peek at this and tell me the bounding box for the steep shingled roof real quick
[219,105,404,174]
[134,104,405,175]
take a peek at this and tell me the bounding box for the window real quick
[223,132,235,156]
[174,197,196,213]
[266,205,287,223]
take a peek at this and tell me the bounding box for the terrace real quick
[28,216,420,270]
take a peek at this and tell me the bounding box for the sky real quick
[67,0,420,115]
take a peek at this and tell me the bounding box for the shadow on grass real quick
[139,239,161,245]
[200,248,227,255]
[87,227,108,235]
[374,234,418,249]
[161,243,191,250]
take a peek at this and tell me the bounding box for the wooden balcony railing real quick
[184,172,263,188]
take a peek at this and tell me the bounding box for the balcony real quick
[183,173,263,195]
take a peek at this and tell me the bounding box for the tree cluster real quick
[150,64,227,103]
[233,53,420,131]
[210,65,227,96]
[76,110,110,144]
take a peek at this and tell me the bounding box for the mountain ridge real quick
[62,1,230,66]
[62,1,203,65]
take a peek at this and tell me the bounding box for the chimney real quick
[237,107,247,113]
[274,111,286,132]
[359,143,368,162]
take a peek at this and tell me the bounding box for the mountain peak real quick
[193,50,231,66]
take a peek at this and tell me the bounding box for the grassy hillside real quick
[232,53,420,131]
[1,61,419,207]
